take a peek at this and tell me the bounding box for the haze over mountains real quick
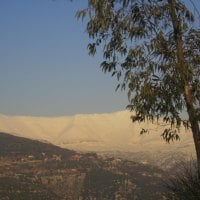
[0,111,195,159]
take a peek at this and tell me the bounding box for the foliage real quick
[76,0,200,142]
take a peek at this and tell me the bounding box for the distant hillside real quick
[0,132,167,200]
[0,111,195,153]
[0,132,74,158]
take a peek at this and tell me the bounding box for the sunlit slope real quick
[0,111,195,154]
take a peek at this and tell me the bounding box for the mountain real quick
[0,132,167,200]
[0,111,195,169]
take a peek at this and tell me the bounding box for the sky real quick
[0,0,199,116]
[0,0,129,116]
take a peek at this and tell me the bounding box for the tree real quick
[76,0,200,176]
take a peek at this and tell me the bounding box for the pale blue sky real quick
[0,0,199,116]
[0,0,128,116]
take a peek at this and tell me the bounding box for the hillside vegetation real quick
[0,132,167,199]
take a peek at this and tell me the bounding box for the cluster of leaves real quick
[76,0,200,142]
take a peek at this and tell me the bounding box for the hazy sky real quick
[0,0,199,116]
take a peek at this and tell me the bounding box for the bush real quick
[164,160,200,200]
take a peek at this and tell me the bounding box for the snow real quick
[0,111,195,155]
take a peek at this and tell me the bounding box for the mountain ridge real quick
[0,110,195,162]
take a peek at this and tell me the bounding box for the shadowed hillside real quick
[0,132,74,159]
[0,132,168,199]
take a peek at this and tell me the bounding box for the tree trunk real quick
[185,85,200,178]
[185,83,200,178]
[168,0,200,178]
[190,119,200,178]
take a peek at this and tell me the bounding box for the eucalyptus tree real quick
[76,0,200,175]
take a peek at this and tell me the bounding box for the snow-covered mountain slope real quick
[0,111,195,156]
